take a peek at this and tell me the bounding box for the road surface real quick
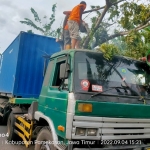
[0,125,34,150]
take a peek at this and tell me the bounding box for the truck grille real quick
[72,116,150,140]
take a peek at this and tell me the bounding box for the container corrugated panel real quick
[0,31,60,98]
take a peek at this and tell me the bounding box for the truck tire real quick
[0,105,10,125]
[7,112,18,141]
[34,127,56,150]
[2,108,11,125]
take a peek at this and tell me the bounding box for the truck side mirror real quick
[59,63,70,79]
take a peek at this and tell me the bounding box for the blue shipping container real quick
[0,31,60,98]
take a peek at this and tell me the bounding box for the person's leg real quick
[72,22,80,49]
[64,30,71,50]
[75,36,82,49]
[71,39,77,49]
[68,20,79,49]
[76,40,80,49]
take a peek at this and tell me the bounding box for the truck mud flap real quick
[14,115,33,148]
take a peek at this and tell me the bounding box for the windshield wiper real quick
[90,86,127,98]
[107,61,147,102]
[106,61,142,97]
[88,86,145,103]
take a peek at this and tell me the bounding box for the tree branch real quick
[83,8,102,14]
[82,0,125,49]
[64,0,125,16]
[82,3,110,48]
[99,22,116,29]
[112,0,126,6]
[85,0,123,12]
[102,19,150,43]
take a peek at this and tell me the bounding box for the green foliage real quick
[99,28,150,60]
[121,27,150,59]
[144,26,150,32]
[99,43,120,60]
[20,18,44,33]
[20,4,61,38]
[31,8,41,23]
[119,2,150,30]
[27,30,34,34]
[122,31,148,59]
[143,26,150,48]
[86,0,150,60]
[108,4,120,21]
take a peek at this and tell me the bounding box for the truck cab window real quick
[52,58,68,88]
[43,60,54,86]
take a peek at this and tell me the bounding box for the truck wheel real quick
[2,109,11,125]
[0,106,10,125]
[35,127,56,150]
[7,112,17,141]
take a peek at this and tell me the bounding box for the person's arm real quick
[63,11,71,15]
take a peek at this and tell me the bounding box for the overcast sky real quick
[0,0,106,53]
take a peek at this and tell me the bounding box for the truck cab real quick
[7,49,150,150]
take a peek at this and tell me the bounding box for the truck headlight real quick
[87,128,97,136]
[76,128,86,136]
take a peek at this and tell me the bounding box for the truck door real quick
[41,55,70,138]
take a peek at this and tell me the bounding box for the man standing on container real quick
[63,12,71,50]
[56,12,71,50]
[67,1,87,49]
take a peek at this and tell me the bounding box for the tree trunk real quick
[82,5,109,49]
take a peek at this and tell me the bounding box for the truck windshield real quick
[74,51,150,96]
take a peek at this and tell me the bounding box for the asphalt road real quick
[0,125,34,150]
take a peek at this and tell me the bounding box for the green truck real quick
[7,48,150,150]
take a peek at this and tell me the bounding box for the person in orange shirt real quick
[56,12,81,50]
[56,13,71,50]
[63,13,71,50]
[67,1,86,49]
[63,13,82,50]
